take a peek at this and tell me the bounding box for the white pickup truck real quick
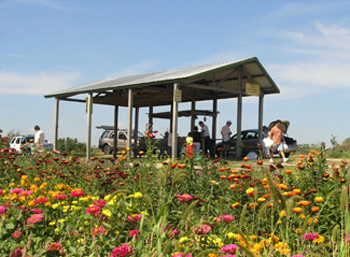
[10,134,53,154]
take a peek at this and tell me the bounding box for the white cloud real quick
[0,71,81,95]
[105,60,161,78]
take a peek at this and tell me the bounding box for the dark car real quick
[215,121,298,158]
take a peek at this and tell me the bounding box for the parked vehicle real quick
[97,126,145,155]
[10,134,53,154]
[215,120,298,158]
[97,126,186,156]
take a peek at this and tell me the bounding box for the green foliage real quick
[56,137,86,154]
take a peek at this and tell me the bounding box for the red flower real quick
[129,230,140,237]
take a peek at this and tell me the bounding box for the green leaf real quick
[5,222,14,229]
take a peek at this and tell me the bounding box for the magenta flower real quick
[10,248,23,257]
[93,199,107,207]
[292,255,305,257]
[221,244,238,254]
[0,206,6,215]
[12,230,21,238]
[10,188,24,194]
[31,209,43,214]
[110,243,134,257]
[168,229,180,238]
[86,206,101,216]
[92,226,108,236]
[70,189,85,197]
[47,242,62,251]
[34,197,49,205]
[216,214,235,223]
[127,214,142,223]
[220,255,236,257]
[0,189,4,195]
[27,214,44,224]
[302,232,318,240]
[129,229,140,237]
[53,194,68,200]
[176,194,193,202]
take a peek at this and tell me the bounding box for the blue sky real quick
[1,0,350,148]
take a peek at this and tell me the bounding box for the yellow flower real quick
[257,197,266,203]
[213,237,223,247]
[58,219,65,224]
[315,197,323,203]
[226,232,235,239]
[277,220,282,224]
[52,203,60,209]
[77,238,84,244]
[299,214,306,219]
[49,221,56,226]
[250,235,257,240]
[33,177,40,182]
[280,210,286,218]
[211,180,219,186]
[9,183,15,187]
[102,208,112,217]
[295,228,303,234]
[313,235,325,244]
[134,192,143,198]
[54,227,60,233]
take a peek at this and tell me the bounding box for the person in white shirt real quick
[34,125,45,148]
[221,120,232,158]
[199,121,213,158]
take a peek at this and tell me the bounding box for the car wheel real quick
[103,145,111,155]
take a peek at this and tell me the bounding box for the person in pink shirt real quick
[269,119,288,163]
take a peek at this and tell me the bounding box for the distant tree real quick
[6,130,21,143]
[57,137,86,154]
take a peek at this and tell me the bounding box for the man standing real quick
[192,126,201,154]
[34,125,45,148]
[221,120,232,158]
[199,121,212,158]
[269,120,288,163]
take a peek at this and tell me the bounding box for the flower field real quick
[0,135,350,257]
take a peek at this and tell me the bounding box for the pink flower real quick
[129,229,140,237]
[86,206,101,216]
[34,197,49,205]
[127,214,142,223]
[10,188,24,194]
[221,244,238,254]
[215,214,235,223]
[19,190,33,196]
[93,199,107,208]
[27,214,44,224]
[344,232,350,244]
[12,230,21,238]
[220,255,235,257]
[302,233,319,240]
[168,229,180,238]
[70,189,85,197]
[31,209,43,214]
[10,248,23,257]
[0,189,4,195]
[47,242,63,251]
[292,255,305,257]
[53,194,68,200]
[0,206,6,215]
[176,194,193,202]
[191,224,212,235]
[92,226,108,236]
[110,244,133,257]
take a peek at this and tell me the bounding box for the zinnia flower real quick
[176,194,193,202]
[129,229,140,237]
[215,215,235,223]
[70,189,85,197]
[27,214,44,224]
[292,207,302,214]
[0,206,6,215]
[110,244,134,257]
[127,214,142,223]
[12,230,21,238]
[221,244,238,254]
[314,197,323,203]
[302,232,318,240]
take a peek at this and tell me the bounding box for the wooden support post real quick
[170,103,174,131]
[236,68,243,159]
[113,105,119,159]
[191,97,196,133]
[149,106,153,127]
[212,98,217,153]
[127,89,133,149]
[171,83,179,161]
[258,95,264,140]
[53,98,59,150]
[86,93,93,160]
[134,106,139,156]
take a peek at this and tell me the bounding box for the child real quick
[185,132,195,158]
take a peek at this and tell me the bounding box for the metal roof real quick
[44,57,279,107]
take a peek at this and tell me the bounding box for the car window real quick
[11,138,16,144]
[119,132,127,140]
[25,136,34,143]
[109,132,114,138]
[244,131,257,140]
[231,133,244,140]
[16,138,21,144]
[100,131,110,139]
[21,138,26,144]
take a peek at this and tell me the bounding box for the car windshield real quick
[25,136,34,143]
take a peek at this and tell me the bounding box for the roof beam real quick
[183,83,239,94]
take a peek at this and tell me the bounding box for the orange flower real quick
[230,202,240,209]
[311,206,320,212]
[342,159,347,164]
[276,184,287,191]
[292,207,303,214]
[125,147,130,151]
[297,201,310,206]
[299,155,304,159]
[293,189,301,195]
[267,203,274,208]
[177,164,186,168]
[218,168,225,172]
[315,197,323,203]
[219,175,227,180]
[226,167,231,170]
[249,203,258,209]
[285,170,292,175]
[243,157,249,161]
[230,170,238,174]
[121,150,126,155]
[170,163,178,169]
[257,197,266,203]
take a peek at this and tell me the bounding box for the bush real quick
[56,137,86,155]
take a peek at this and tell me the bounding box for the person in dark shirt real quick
[193,126,201,154]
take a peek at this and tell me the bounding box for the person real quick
[262,125,270,156]
[185,132,195,158]
[167,129,172,157]
[34,125,45,148]
[193,126,201,154]
[221,120,232,158]
[269,120,288,163]
[199,121,212,158]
